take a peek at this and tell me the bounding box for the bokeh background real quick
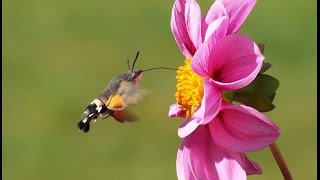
[3,0,316,179]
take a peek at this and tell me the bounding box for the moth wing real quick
[106,94,127,111]
[118,81,149,106]
[112,109,138,123]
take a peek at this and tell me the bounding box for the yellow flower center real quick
[175,58,204,117]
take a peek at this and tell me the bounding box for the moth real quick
[77,51,175,133]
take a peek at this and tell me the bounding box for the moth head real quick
[129,70,143,84]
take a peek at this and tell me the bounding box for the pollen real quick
[175,58,204,117]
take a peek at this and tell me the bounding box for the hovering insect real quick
[77,51,175,133]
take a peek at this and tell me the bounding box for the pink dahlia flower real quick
[170,34,281,180]
[169,0,281,179]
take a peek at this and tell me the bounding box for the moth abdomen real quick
[77,99,108,133]
[77,120,90,133]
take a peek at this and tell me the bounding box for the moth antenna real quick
[131,51,140,72]
[127,59,131,70]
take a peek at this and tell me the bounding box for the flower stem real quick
[269,142,293,180]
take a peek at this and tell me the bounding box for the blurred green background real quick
[3,0,316,179]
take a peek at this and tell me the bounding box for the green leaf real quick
[222,91,234,102]
[234,74,279,101]
[233,92,275,112]
[266,92,276,102]
[256,43,273,73]
[257,43,265,54]
[259,61,273,74]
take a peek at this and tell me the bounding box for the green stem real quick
[269,142,293,180]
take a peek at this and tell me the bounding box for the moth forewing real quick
[117,81,149,106]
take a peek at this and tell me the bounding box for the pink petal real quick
[178,116,201,138]
[210,103,281,152]
[199,80,222,125]
[207,34,264,90]
[238,153,262,175]
[169,103,187,118]
[177,126,247,180]
[222,151,262,176]
[219,0,257,34]
[171,0,197,57]
[176,140,196,180]
[220,151,262,175]
[202,0,228,42]
[178,80,221,138]
[203,16,228,44]
[190,39,212,78]
[185,0,202,49]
